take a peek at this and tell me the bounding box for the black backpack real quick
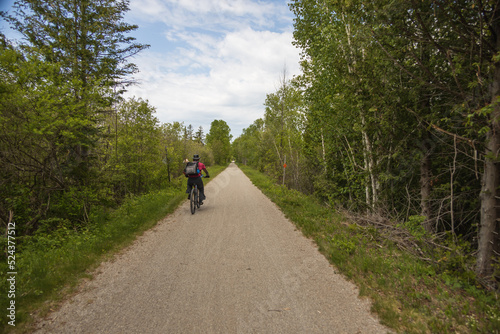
[184,161,200,175]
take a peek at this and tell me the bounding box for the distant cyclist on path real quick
[184,154,210,204]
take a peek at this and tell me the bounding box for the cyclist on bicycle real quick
[184,154,210,204]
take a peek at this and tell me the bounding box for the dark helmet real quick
[193,154,200,161]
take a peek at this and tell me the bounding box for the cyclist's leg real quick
[186,178,194,199]
[197,178,206,202]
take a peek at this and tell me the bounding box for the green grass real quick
[238,164,500,334]
[0,165,227,334]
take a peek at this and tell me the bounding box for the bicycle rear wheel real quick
[190,187,196,214]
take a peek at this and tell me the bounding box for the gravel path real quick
[34,163,390,333]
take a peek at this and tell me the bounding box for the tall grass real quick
[0,165,226,334]
[239,164,500,334]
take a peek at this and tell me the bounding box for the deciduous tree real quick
[206,120,232,165]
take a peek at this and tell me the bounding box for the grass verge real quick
[0,165,226,334]
[238,164,500,334]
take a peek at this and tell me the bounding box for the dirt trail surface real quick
[34,163,390,334]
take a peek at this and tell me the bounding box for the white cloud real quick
[125,0,301,138]
[129,0,287,31]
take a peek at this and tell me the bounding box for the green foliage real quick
[105,97,165,195]
[206,119,232,165]
[232,77,307,191]
[160,121,211,180]
[331,232,357,256]
[231,0,500,281]
[0,0,151,235]
[398,215,429,241]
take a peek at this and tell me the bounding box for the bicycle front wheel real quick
[190,187,196,214]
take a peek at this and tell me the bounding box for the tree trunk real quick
[361,114,377,209]
[476,12,500,279]
[420,136,434,233]
[321,128,327,173]
[476,99,500,279]
[165,147,171,183]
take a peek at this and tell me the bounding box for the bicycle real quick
[190,183,201,214]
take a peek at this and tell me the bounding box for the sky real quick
[0,0,302,139]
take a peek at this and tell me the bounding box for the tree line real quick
[0,0,232,239]
[233,1,499,284]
